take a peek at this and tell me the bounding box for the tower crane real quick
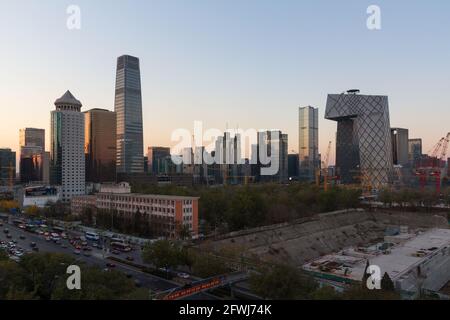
[417,133,450,193]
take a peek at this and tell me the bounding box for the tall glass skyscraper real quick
[84,109,117,182]
[114,55,144,175]
[298,106,319,181]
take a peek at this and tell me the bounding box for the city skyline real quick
[2,1,450,166]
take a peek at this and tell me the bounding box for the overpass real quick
[152,272,250,300]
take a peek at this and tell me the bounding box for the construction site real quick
[201,209,450,299]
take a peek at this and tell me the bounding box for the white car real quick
[177,272,190,279]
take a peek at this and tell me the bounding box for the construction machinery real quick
[416,132,450,193]
[315,141,339,191]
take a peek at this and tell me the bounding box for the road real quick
[0,220,217,299]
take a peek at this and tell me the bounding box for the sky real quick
[1,0,450,165]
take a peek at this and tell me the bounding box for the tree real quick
[310,285,341,300]
[249,264,317,300]
[381,272,395,292]
[191,252,230,278]
[51,268,137,300]
[176,223,192,240]
[142,240,182,270]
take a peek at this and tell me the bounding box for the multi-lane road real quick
[0,220,217,300]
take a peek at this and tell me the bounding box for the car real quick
[6,235,12,239]
[45,237,51,241]
[92,243,98,248]
[111,250,120,255]
[19,235,26,240]
[83,252,91,257]
[32,247,39,252]
[30,242,36,247]
[3,229,9,234]
[61,244,68,249]
[73,250,81,255]
[177,272,190,279]
[106,263,116,268]
[126,256,134,261]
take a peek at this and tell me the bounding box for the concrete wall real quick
[203,209,449,267]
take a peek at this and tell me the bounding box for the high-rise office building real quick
[288,154,299,180]
[391,128,409,166]
[325,91,394,188]
[0,149,16,186]
[147,147,171,174]
[408,138,423,167]
[298,106,319,181]
[255,131,288,183]
[19,128,46,184]
[20,146,43,184]
[84,109,117,183]
[114,55,144,175]
[50,91,85,202]
[19,128,45,150]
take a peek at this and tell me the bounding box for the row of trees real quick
[378,187,450,211]
[0,251,147,300]
[133,183,362,234]
[142,240,233,278]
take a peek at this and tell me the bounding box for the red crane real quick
[416,133,450,193]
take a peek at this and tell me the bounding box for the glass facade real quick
[114,55,144,174]
[19,128,46,184]
[19,128,45,150]
[84,109,117,182]
[391,128,409,166]
[298,106,319,181]
[147,147,171,174]
[0,149,16,186]
[325,93,394,189]
[408,138,422,167]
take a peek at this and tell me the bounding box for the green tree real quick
[142,240,181,270]
[249,264,317,300]
[51,267,137,300]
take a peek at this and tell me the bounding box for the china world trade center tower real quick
[114,55,144,174]
[325,91,394,189]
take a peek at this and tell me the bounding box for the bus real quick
[85,232,100,241]
[111,242,132,252]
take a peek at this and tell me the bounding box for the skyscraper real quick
[50,91,85,202]
[0,149,16,187]
[408,138,423,167]
[84,109,117,183]
[391,128,409,166]
[19,128,45,150]
[255,131,288,183]
[19,128,46,184]
[298,106,319,181]
[147,147,171,175]
[114,55,144,175]
[325,91,394,188]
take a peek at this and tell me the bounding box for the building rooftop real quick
[54,90,82,106]
[303,228,450,283]
[97,192,200,201]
